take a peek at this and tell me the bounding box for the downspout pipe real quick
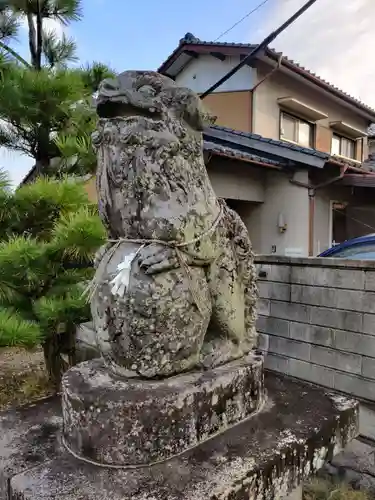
[289,165,348,256]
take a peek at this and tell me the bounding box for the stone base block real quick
[1,373,359,500]
[61,353,264,466]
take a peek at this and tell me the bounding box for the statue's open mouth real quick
[97,100,162,122]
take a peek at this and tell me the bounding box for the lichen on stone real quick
[90,70,259,379]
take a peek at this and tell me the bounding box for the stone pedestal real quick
[0,373,359,500]
[62,354,264,466]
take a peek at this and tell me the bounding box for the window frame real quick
[331,132,357,160]
[279,111,315,149]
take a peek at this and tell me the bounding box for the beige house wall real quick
[252,62,369,161]
[206,158,265,202]
[203,91,252,132]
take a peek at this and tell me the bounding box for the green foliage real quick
[0,66,87,155]
[0,173,106,383]
[1,0,82,24]
[0,176,90,238]
[0,308,42,347]
[51,206,105,262]
[0,0,116,177]
[42,30,78,68]
[0,0,80,68]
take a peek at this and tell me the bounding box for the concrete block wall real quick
[255,255,375,402]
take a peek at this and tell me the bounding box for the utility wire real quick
[201,0,319,99]
[214,0,271,42]
[334,208,375,234]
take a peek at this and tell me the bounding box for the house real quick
[156,33,375,256]
[21,33,375,257]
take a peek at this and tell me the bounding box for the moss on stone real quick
[304,479,370,500]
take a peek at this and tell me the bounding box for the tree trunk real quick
[43,335,69,388]
[43,325,77,387]
[26,12,37,68]
[35,0,43,70]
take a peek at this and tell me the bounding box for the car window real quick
[345,252,375,260]
[331,243,375,259]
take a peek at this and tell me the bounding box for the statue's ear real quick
[183,93,217,131]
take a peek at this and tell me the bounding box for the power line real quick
[201,0,319,99]
[334,208,375,234]
[214,0,271,42]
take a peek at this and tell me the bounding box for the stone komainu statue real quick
[91,70,258,378]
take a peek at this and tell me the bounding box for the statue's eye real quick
[138,85,156,97]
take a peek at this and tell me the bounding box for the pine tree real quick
[0,0,115,178]
[0,171,105,384]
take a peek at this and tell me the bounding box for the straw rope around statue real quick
[83,205,223,316]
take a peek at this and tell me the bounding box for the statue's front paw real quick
[138,244,178,274]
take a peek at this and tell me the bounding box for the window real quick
[331,134,356,159]
[280,112,313,148]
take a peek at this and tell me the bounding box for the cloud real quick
[255,0,375,109]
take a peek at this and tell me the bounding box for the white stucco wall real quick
[247,170,310,256]
[175,55,256,94]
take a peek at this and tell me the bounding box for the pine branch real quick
[0,6,20,41]
[0,307,42,347]
[42,0,83,25]
[33,284,91,334]
[49,206,105,263]
[0,167,11,191]
[42,29,77,68]
[0,235,48,294]
[79,61,116,93]
[0,40,30,66]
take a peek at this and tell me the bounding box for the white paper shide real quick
[110,252,138,297]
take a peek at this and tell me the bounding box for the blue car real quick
[319,234,375,260]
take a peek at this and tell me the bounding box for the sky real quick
[2,0,374,185]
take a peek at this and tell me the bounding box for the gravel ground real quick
[0,347,53,410]
[0,346,44,375]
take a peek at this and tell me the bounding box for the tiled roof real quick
[327,154,375,173]
[208,125,329,159]
[329,155,361,167]
[209,125,374,172]
[158,34,375,119]
[340,173,375,188]
[204,140,281,167]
